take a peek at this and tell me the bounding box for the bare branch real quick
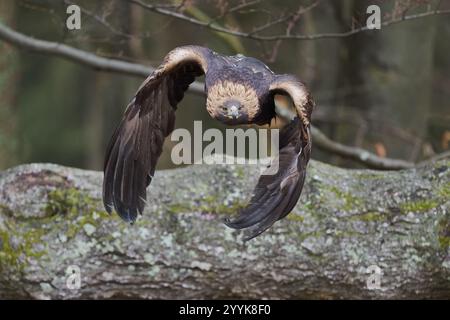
[0,22,413,170]
[0,21,148,76]
[127,0,450,41]
[207,0,263,26]
[248,0,320,36]
[0,21,205,93]
[311,126,414,170]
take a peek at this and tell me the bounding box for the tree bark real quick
[0,160,449,299]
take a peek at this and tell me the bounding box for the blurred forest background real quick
[0,0,449,172]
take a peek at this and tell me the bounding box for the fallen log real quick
[0,160,448,299]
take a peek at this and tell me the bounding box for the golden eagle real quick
[103,46,314,240]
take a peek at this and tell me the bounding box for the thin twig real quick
[265,3,313,62]
[207,0,262,26]
[127,0,450,41]
[311,126,414,170]
[249,0,320,36]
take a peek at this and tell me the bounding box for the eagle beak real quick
[222,100,242,119]
[229,105,239,118]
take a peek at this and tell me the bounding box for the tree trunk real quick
[0,160,449,299]
[0,1,17,169]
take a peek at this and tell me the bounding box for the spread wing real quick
[103,46,210,222]
[224,75,314,240]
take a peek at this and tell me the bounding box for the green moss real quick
[297,230,323,242]
[438,182,450,199]
[0,188,111,272]
[166,203,192,214]
[439,236,450,249]
[333,229,364,238]
[304,202,314,211]
[234,167,245,179]
[0,224,47,272]
[400,199,439,214]
[200,196,246,215]
[329,186,364,211]
[0,231,17,270]
[45,187,110,238]
[287,214,305,222]
[45,188,93,216]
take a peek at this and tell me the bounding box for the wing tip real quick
[117,206,139,224]
[103,198,140,224]
[223,216,274,242]
[222,217,261,231]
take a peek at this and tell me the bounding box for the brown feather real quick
[103,46,210,222]
[224,118,311,240]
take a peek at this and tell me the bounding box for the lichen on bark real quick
[0,160,449,299]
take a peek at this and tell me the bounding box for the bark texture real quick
[0,160,449,299]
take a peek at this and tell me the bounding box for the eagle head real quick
[206,80,260,125]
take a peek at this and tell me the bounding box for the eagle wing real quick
[224,75,314,240]
[103,46,210,222]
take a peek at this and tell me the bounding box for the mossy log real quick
[0,160,449,299]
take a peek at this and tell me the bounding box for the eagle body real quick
[204,51,277,125]
[103,45,314,240]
